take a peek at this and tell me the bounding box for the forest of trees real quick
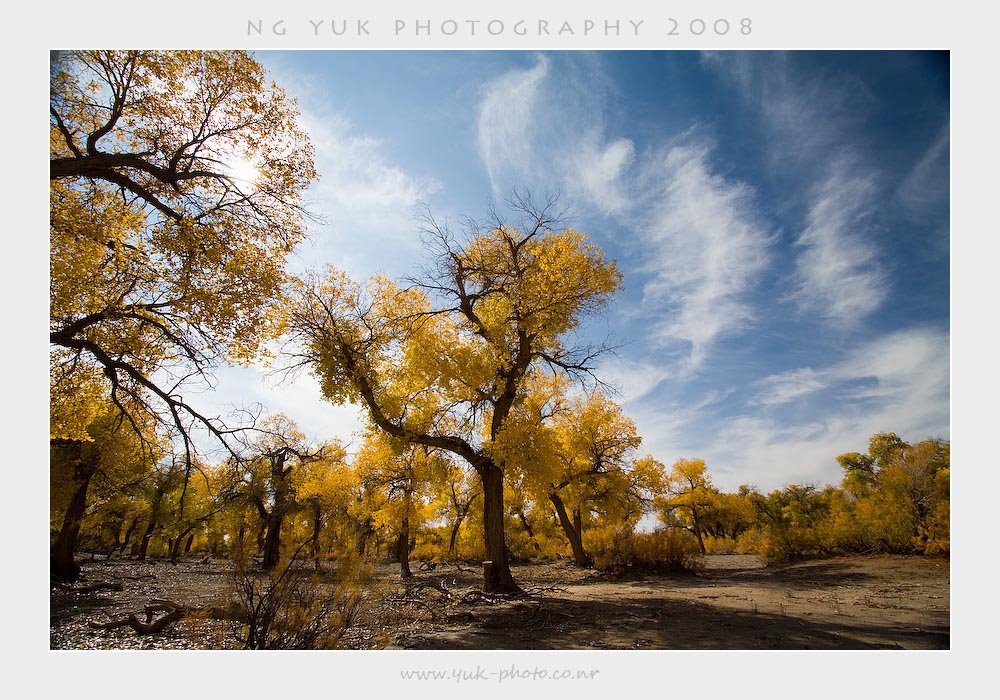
[50,50,949,602]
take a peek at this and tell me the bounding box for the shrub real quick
[225,542,374,649]
[592,527,703,574]
[702,534,739,554]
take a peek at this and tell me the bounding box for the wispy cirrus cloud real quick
[477,55,633,215]
[897,121,950,215]
[751,327,947,410]
[702,52,891,325]
[477,56,552,194]
[790,159,887,323]
[728,327,949,488]
[475,58,773,372]
[294,112,442,278]
[636,141,772,370]
[700,51,875,169]
[750,368,828,407]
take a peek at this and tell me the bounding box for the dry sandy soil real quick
[50,554,949,650]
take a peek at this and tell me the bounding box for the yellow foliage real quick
[590,527,704,573]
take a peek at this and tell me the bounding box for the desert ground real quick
[50,554,949,650]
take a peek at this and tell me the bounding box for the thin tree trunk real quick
[184,533,195,554]
[170,526,196,560]
[448,493,478,557]
[516,507,542,553]
[691,508,706,554]
[137,518,157,561]
[310,501,322,563]
[120,516,139,555]
[549,492,591,567]
[480,466,519,592]
[396,518,412,579]
[355,518,371,556]
[129,524,145,557]
[448,516,465,557]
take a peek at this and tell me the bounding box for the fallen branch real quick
[88,597,248,635]
[53,580,124,594]
[403,580,453,599]
[89,609,183,635]
[391,597,442,620]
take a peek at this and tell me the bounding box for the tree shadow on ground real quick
[406,592,948,650]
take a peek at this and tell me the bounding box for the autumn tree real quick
[834,434,949,553]
[225,415,322,571]
[658,458,716,554]
[286,195,622,592]
[291,440,351,563]
[50,406,158,581]
[49,50,317,476]
[511,386,661,567]
[429,458,481,559]
[354,434,446,578]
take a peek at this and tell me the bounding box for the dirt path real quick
[50,554,949,650]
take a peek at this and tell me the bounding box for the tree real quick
[516,389,651,567]
[50,407,158,581]
[292,440,351,563]
[837,432,909,498]
[50,50,317,478]
[228,415,321,571]
[658,458,715,554]
[429,459,480,559]
[286,195,622,592]
[354,434,444,578]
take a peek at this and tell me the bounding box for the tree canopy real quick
[50,50,317,459]
[286,196,622,591]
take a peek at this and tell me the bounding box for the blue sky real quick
[206,50,949,492]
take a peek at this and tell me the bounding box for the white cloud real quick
[897,122,950,213]
[568,137,635,214]
[790,160,887,323]
[475,59,774,373]
[595,357,670,404]
[701,51,873,170]
[834,327,950,423]
[708,327,949,489]
[294,112,442,279]
[751,368,827,406]
[636,142,772,370]
[477,56,551,194]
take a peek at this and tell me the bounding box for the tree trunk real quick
[137,519,157,561]
[170,527,195,560]
[448,516,465,557]
[310,501,322,563]
[129,526,144,557]
[480,466,519,592]
[396,518,412,579]
[448,493,478,557]
[516,507,542,553]
[355,519,371,556]
[549,492,591,567]
[51,472,92,582]
[120,516,139,555]
[691,508,706,554]
[184,533,195,554]
[51,440,99,583]
[261,510,284,571]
